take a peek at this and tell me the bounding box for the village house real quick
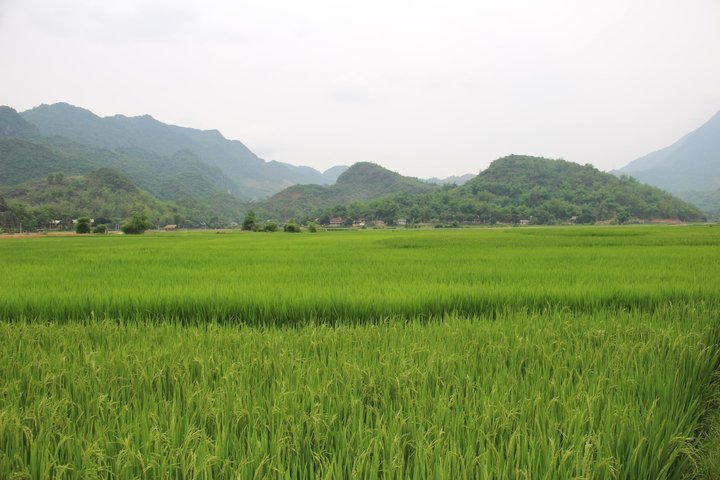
[328,217,343,227]
[396,218,407,226]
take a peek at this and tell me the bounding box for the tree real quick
[75,216,91,234]
[121,212,152,234]
[93,224,107,234]
[617,209,631,224]
[264,220,278,232]
[242,211,257,231]
[284,220,301,233]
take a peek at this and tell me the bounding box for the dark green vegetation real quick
[259,155,705,224]
[0,106,248,227]
[0,227,719,478]
[682,189,720,221]
[20,103,343,198]
[617,110,720,219]
[121,212,153,234]
[4,168,172,229]
[255,162,437,221]
[0,103,708,229]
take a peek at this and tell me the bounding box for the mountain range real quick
[256,155,703,224]
[19,103,344,198]
[0,102,713,230]
[254,162,437,221]
[616,110,720,219]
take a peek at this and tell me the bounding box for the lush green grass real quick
[1,311,719,479]
[0,226,719,324]
[1,226,719,478]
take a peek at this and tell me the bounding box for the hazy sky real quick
[1,0,719,178]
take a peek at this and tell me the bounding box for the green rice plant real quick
[0,226,718,324]
[1,226,719,478]
[0,309,718,478]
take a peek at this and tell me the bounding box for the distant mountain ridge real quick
[259,155,704,224]
[255,162,437,221]
[618,111,720,188]
[0,102,709,229]
[20,103,344,198]
[458,155,702,223]
[615,110,720,219]
[0,106,38,138]
[425,173,474,185]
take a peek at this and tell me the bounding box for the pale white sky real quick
[1,0,719,178]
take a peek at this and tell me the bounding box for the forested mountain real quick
[0,106,39,138]
[20,103,341,198]
[0,106,249,228]
[425,173,474,185]
[254,162,437,220]
[618,111,720,192]
[286,156,704,225]
[1,167,245,229]
[0,137,98,185]
[616,111,720,218]
[0,102,709,230]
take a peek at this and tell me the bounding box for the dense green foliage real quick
[255,162,436,221]
[1,168,172,229]
[0,137,97,186]
[0,227,719,478]
[1,168,246,230]
[121,212,153,234]
[301,156,704,225]
[680,189,720,221]
[75,216,91,234]
[0,105,247,228]
[241,210,257,231]
[283,219,301,232]
[19,102,340,198]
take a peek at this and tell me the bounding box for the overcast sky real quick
[1,0,718,178]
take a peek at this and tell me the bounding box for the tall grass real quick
[1,226,719,478]
[0,226,718,324]
[1,310,718,478]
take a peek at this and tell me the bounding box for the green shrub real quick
[75,217,91,234]
[242,211,257,231]
[284,220,301,233]
[264,221,278,232]
[93,224,107,234]
[121,212,152,234]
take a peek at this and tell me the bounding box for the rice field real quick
[1,226,719,478]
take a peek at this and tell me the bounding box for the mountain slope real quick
[255,162,437,220]
[2,168,170,227]
[20,103,339,198]
[0,138,99,185]
[425,173,474,185]
[298,156,705,225]
[617,111,720,193]
[455,155,703,222]
[0,107,39,138]
[1,167,246,229]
